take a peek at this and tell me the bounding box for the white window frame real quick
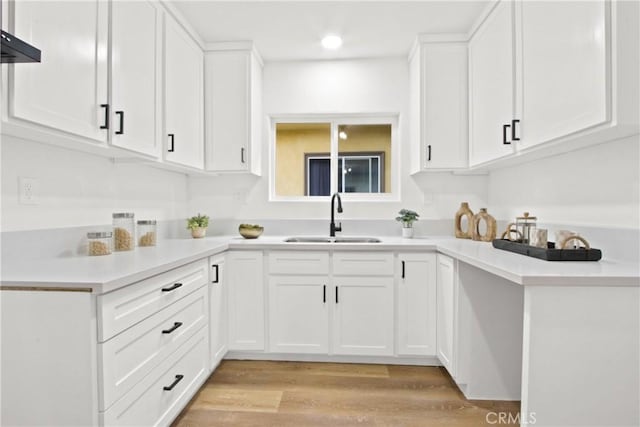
[269,114,400,202]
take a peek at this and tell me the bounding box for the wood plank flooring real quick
[172,361,520,426]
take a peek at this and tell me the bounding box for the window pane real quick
[337,124,391,193]
[275,123,331,196]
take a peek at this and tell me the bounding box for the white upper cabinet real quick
[517,0,608,149]
[7,0,108,143]
[468,0,516,166]
[164,15,204,169]
[110,0,161,158]
[409,40,468,172]
[205,47,262,174]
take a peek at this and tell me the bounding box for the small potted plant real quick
[187,213,209,238]
[396,209,419,238]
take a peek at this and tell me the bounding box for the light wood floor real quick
[172,360,520,426]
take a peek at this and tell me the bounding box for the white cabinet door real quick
[332,277,394,356]
[518,0,609,149]
[164,15,204,169]
[110,0,160,157]
[205,49,261,174]
[227,251,264,351]
[397,253,437,356]
[268,276,329,354]
[9,0,108,142]
[469,0,516,166]
[209,255,227,369]
[412,43,468,170]
[436,254,456,375]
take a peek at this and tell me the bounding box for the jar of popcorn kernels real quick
[137,220,157,247]
[112,212,134,251]
[87,231,112,256]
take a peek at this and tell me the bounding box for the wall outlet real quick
[19,177,40,205]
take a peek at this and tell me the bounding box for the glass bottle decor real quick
[454,202,474,239]
[472,208,497,242]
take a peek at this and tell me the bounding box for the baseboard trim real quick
[224,351,442,366]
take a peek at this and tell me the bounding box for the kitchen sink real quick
[283,237,381,243]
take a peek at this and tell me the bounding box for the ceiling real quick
[171,1,490,61]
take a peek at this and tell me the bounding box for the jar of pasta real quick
[87,231,112,256]
[112,212,135,251]
[137,220,157,247]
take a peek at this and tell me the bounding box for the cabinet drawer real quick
[98,260,208,341]
[99,286,208,411]
[101,327,209,427]
[332,252,394,276]
[269,251,329,275]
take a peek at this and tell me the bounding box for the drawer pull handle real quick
[162,322,183,334]
[162,283,183,292]
[212,264,219,283]
[163,374,184,391]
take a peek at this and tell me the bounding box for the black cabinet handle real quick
[100,104,109,130]
[162,283,183,292]
[115,111,124,135]
[212,265,219,283]
[511,119,520,141]
[503,123,511,145]
[162,322,183,334]
[427,145,432,162]
[402,260,405,279]
[323,285,326,303]
[163,374,184,391]
[241,147,246,164]
[168,134,175,152]
[335,286,339,304]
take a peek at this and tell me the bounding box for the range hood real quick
[1,30,41,63]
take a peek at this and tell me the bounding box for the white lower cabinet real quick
[209,254,228,369]
[396,253,437,356]
[436,254,457,376]
[227,251,265,351]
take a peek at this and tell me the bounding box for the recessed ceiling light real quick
[321,35,342,50]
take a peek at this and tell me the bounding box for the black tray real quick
[492,239,602,261]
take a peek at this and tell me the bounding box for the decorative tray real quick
[492,239,602,262]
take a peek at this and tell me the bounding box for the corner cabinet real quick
[163,14,204,169]
[396,253,437,356]
[109,0,162,158]
[204,46,262,174]
[226,250,265,351]
[409,39,468,172]
[209,254,228,369]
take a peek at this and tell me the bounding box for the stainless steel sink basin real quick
[283,236,381,243]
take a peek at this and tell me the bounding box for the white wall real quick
[190,57,487,223]
[488,134,640,229]
[1,136,189,231]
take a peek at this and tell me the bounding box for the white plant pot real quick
[191,227,207,239]
[402,226,414,239]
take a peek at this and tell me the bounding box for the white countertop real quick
[1,235,637,293]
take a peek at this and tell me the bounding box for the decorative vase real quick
[402,225,414,239]
[454,202,474,239]
[471,208,497,242]
[191,227,207,239]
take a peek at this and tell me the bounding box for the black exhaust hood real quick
[1,30,41,63]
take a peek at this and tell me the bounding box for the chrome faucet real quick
[330,192,343,237]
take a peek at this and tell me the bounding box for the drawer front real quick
[269,251,329,275]
[99,286,208,411]
[101,327,209,427]
[98,260,208,341]
[332,252,394,276]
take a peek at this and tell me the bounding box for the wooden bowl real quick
[239,224,263,239]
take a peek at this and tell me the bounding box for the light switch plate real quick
[18,177,39,205]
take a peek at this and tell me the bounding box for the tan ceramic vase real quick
[191,227,207,239]
[454,202,474,239]
[472,208,497,242]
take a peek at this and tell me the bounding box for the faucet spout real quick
[330,193,343,237]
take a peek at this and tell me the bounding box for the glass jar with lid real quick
[137,220,157,247]
[87,231,112,256]
[113,212,134,251]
